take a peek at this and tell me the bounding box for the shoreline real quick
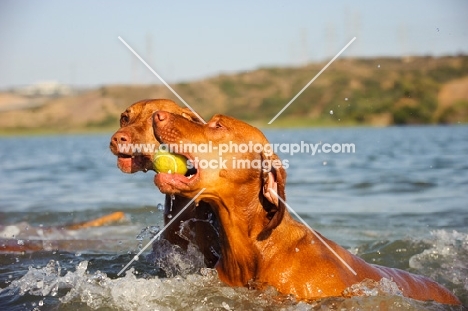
[1,122,466,138]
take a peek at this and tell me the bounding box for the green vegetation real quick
[209,56,468,126]
[438,99,468,124]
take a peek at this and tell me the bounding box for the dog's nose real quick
[112,131,130,144]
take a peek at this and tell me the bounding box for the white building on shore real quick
[17,81,72,97]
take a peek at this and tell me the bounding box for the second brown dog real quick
[109,99,219,267]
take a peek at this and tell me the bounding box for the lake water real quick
[0,126,467,310]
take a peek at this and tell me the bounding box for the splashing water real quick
[409,230,468,300]
[342,278,403,297]
[1,229,466,310]
[2,260,460,310]
[146,240,206,278]
[170,194,175,213]
[1,260,286,310]
[136,226,161,250]
[6,260,65,297]
[165,194,176,219]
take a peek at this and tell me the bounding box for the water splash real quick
[409,230,468,303]
[146,239,205,278]
[140,210,212,278]
[1,258,459,310]
[6,260,63,297]
[170,194,175,213]
[2,229,465,309]
[342,278,403,297]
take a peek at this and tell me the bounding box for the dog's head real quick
[109,99,201,173]
[152,112,287,239]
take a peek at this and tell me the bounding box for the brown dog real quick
[109,99,219,267]
[151,111,461,305]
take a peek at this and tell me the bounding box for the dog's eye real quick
[208,119,224,129]
[120,114,130,125]
[213,121,223,129]
[182,112,204,124]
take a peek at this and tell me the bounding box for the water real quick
[0,126,467,310]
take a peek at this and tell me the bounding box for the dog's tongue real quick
[117,156,133,173]
[118,155,152,173]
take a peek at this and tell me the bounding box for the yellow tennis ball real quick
[153,150,188,175]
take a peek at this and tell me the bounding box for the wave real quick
[1,230,466,310]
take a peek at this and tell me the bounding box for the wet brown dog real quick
[109,99,219,267]
[152,111,460,305]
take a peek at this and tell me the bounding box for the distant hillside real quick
[1,55,468,133]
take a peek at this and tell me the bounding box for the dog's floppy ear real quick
[257,153,287,241]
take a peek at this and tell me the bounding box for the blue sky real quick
[0,0,467,89]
